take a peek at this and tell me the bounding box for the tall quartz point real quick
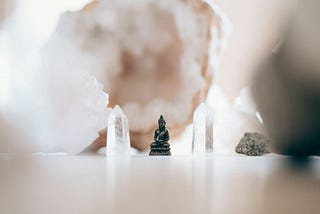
[106,105,130,155]
[192,103,214,154]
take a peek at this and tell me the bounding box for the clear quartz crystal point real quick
[106,105,130,156]
[192,103,213,154]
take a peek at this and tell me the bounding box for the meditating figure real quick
[149,115,171,155]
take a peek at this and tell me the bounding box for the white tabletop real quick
[0,154,319,214]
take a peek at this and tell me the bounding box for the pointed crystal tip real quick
[195,103,213,116]
[113,105,124,115]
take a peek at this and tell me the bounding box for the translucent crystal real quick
[106,105,130,155]
[192,103,213,154]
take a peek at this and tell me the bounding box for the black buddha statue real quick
[149,115,171,156]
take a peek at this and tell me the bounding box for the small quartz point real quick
[192,103,213,154]
[106,105,130,156]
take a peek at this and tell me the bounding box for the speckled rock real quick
[235,132,271,156]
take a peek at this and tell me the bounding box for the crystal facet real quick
[192,103,213,154]
[106,105,130,155]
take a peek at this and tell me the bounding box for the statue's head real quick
[158,115,166,129]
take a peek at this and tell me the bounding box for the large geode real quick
[46,0,227,150]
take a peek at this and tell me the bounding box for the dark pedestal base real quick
[149,142,171,156]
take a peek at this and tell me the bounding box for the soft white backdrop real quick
[0,0,294,154]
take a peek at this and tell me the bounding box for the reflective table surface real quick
[0,154,319,214]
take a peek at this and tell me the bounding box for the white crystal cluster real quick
[33,33,111,153]
[0,0,111,154]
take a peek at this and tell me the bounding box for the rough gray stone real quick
[236,132,271,156]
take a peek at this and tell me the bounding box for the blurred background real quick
[2,0,320,156]
[0,0,294,101]
[0,0,296,152]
